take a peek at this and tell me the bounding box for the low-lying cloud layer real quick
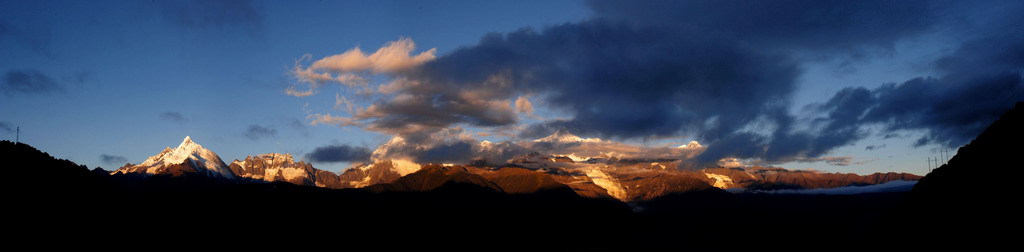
[99,154,128,166]
[750,180,918,195]
[288,0,1024,167]
[305,144,372,163]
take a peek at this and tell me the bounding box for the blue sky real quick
[3,0,1022,175]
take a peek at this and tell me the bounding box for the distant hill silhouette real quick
[2,140,116,196]
[893,102,1024,248]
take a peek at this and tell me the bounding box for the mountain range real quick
[110,134,920,202]
[8,102,1020,249]
[6,102,1015,247]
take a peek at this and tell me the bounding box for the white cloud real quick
[677,141,703,149]
[307,113,356,126]
[285,38,435,97]
[718,158,744,168]
[515,96,534,115]
[334,93,356,113]
[285,86,315,97]
[310,37,436,74]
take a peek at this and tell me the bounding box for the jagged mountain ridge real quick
[111,136,424,189]
[229,153,345,188]
[111,136,921,202]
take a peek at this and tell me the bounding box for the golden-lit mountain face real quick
[110,135,920,202]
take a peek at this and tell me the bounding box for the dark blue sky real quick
[2,0,1022,175]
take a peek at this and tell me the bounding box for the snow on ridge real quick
[534,129,603,143]
[586,169,628,201]
[390,159,421,176]
[676,141,703,149]
[704,172,734,189]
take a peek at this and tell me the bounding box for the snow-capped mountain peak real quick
[676,141,703,149]
[116,136,235,179]
[533,129,603,143]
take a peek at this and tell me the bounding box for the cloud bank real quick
[289,0,1024,167]
[305,144,372,163]
[750,180,918,195]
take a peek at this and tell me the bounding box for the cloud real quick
[305,144,372,163]
[2,69,64,95]
[369,127,705,166]
[809,31,1024,149]
[588,0,943,56]
[310,37,437,74]
[158,112,188,123]
[308,113,355,127]
[285,38,435,97]
[289,0,1024,167]
[158,0,263,33]
[334,93,356,113]
[865,144,886,151]
[819,74,1023,148]
[284,86,315,97]
[794,156,854,166]
[0,121,12,133]
[100,154,128,166]
[514,96,534,116]
[308,21,800,147]
[244,125,277,140]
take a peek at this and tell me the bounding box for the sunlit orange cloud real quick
[285,37,435,97]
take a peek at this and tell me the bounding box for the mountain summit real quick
[113,136,235,179]
[230,153,345,188]
[533,129,603,143]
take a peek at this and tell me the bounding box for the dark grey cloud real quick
[100,154,128,166]
[397,20,800,141]
[298,0,1024,166]
[0,121,12,133]
[305,144,372,163]
[417,19,809,165]
[806,30,1024,149]
[2,69,64,95]
[354,92,518,141]
[158,112,188,123]
[158,0,263,33]
[865,144,886,151]
[795,156,854,167]
[587,0,950,62]
[821,74,1023,149]
[416,141,475,164]
[244,125,277,141]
